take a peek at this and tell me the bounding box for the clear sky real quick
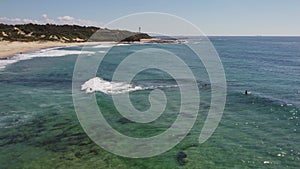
[0,0,299,36]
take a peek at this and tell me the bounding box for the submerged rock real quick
[177,151,187,165]
[75,151,83,158]
[117,117,133,124]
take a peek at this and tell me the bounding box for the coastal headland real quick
[0,23,184,59]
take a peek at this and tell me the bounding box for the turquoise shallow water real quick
[0,37,299,168]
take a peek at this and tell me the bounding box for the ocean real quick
[0,37,299,168]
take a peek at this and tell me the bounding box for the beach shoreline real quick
[0,41,116,59]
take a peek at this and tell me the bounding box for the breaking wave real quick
[81,77,179,94]
[92,43,130,48]
[0,48,95,70]
[81,77,143,94]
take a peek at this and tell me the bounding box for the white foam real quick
[0,48,95,70]
[81,77,180,94]
[116,44,130,46]
[92,43,130,48]
[92,44,116,48]
[81,77,143,94]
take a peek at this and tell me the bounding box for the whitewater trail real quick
[81,77,179,94]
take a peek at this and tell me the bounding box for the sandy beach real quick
[0,41,115,59]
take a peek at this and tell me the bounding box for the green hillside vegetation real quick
[0,23,151,42]
[120,33,152,42]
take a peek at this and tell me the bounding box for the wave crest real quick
[81,77,143,94]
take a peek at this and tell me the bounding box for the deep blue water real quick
[0,37,299,168]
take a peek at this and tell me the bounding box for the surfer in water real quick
[244,90,251,95]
